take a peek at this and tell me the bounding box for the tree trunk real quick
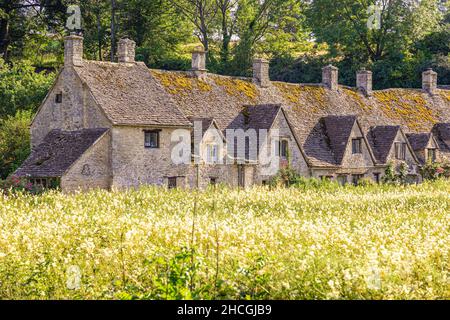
[110,0,116,62]
[0,18,10,60]
[220,10,230,66]
[96,11,102,61]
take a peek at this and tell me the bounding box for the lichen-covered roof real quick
[15,128,108,178]
[367,126,401,164]
[72,61,450,167]
[74,62,191,127]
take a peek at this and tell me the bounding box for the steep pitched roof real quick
[243,104,281,131]
[322,115,358,165]
[367,126,401,164]
[188,117,215,136]
[15,129,108,178]
[406,133,433,151]
[432,123,450,152]
[74,61,191,127]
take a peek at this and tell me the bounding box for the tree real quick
[0,1,66,61]
[306,0,444,63]
[169,0,218,55]
[0,58,55,118]
[0,110,32,179]
[216,0,238,67]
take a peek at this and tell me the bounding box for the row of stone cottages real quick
[14,34,450,191]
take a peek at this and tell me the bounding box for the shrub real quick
[382,162,410,185]
[269,168,339,190]
[357,178,376,187]
[0,176,43,195]
[0,110,32,179]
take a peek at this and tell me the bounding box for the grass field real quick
[0,181,449,300]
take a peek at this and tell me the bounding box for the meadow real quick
[0,181,449,300]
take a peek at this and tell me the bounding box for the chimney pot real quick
[64,34,83,67]
[422,68,437,94]
[252,58,270,88]
[322,65,339,90]
[118,38,136,63]
[356,69,373,96]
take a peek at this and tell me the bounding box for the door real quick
[238,166,245,188]
[168,177,177,189]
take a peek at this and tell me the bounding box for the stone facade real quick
[31,67,110,148]
[15,34,450,191]
[61,131,112,191]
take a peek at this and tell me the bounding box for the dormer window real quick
[280,139,289,159]
[352,138,362,154]
[206,144,219,164]
[427,148,437,162]
[55,93,63,103]
[395,142,406,160]
[275,139,289,159]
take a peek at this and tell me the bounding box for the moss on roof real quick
[373,90,437,131]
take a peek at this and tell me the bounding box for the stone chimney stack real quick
[191,46,207,77]
[422,68,437,94]
[356,68,373,96]
[64,33,83,67]
[118,38,136,63]
[253,58,270,88]
[322,65,339,90]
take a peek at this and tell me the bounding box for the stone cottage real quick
[15,34,450,191]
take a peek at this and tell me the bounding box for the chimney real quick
[422,68,437,94]
[356,68,373,96]
[118,38,136,63]
[64,33,83,67]
[253,58,270,88]
[322,65,339,90]
[191,46,207,77]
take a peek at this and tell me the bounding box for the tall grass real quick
[0,181,449,299]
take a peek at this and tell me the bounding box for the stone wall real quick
[340,123,375,170]
[254,111,310,183]
[31,67,111,148]
[111,126,192,188]
[61,131,112,191]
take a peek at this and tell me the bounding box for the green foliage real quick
[0,110,32,179]
[357,178,376,187]
[269,168,340,190]
[382,162,411,185]
[0,58,55,118]
[420,161,450,181]
[0,176,43,195]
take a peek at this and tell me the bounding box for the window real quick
[280,140,289,159]
[352,174,364,186]
[206,144,219,163]
[352,138,362,154]
[395,142,406,160]
[427,149,437,163]
[373,173,381,184]
[337,175,347,186]
[144,130,160,148]
[168,177,177,189]
[275,139,289,158]
[55,93,62,103]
